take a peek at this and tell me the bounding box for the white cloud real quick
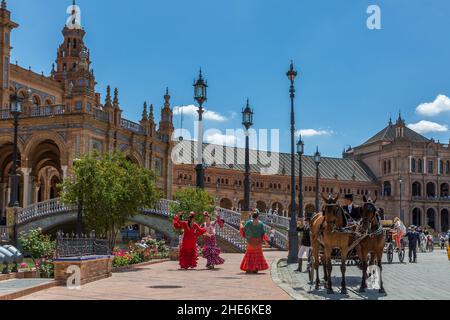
[416,94,450,116]
[204,132,238,145]
[407,120,448,134]
[173,105,227,122]
[297,129,333,137]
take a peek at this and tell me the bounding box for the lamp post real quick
[194,69,208,189]
[287,61,299,264]
[314,147,321,211]
[242,99,253,213]
[9,94,23,208]
[399,177,404,221]
[73,158,83,236]
[297,136,304,218]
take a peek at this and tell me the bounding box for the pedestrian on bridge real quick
[173,212,206,270]
[240,211,269,274]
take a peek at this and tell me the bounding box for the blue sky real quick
[8,0,450,157]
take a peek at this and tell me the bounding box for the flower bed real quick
[112,237,169,268]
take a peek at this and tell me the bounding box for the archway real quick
[0,141,24,213]
[440,183,449,198]
[256,201,267,213]
[441,209,449,232]
[426,182,436,198]
[412,208,421,227]
[219,198,232,210]
[272,202,283,214]
[426,208,436,230]
[412,182,421,197]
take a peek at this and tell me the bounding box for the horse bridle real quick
[361,202,382,235]
[322,203,343,232]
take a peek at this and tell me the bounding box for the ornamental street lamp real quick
[194,69,208,189]
[314,147,322,212]
[73,158,83,236]
[9,94,23,208]
[242,99,253,213]
[287,61,299,264]
[399,177,404,222]
[297,136,304,219]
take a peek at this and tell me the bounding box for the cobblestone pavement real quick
[276,249,450,300]
[19,252,291,300]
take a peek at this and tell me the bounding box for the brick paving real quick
[19,252,291,300]
[276,249,450,300]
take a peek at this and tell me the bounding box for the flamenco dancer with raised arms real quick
[201,211,226,269]
[173,212,206,270]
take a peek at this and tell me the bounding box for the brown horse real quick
[311,194,354,294]
[356,196,386,294]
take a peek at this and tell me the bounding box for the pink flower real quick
[20,263,27,269]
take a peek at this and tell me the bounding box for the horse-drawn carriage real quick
[381,219,406,264]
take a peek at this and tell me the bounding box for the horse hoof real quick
[379,288,386,294]
[327,289,334,294]
[359,287,365,293]
[315,285,320,291]
[341,288,348,295]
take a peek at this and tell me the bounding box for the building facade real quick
[0,2,448,232]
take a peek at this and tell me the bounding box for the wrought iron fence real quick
[121,118,145,135]
[0,226,8,242]
[0,109,11,119]
[55,232,111,258]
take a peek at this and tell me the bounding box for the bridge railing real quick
[259,214,290,230]
[216,223,246,252]
[17,198,77,224]
[142,199,178,216]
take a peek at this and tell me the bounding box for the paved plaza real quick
[276,249,450,300]
[19,252,290,300]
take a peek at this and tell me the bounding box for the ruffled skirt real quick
[202,235,225,267]
[240,243,269,272]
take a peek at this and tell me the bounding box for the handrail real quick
[30,105,66,117]
[121,118,145,135]
[18,198,288,251]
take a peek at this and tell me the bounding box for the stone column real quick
[22,168,32,207]
[61,165,68,179]
[6,186,11,207]
[0,183,6,221]
[34,183,40,204]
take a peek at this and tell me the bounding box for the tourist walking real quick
[393,217,406,251]
[240,211,269,274]
[173,212,206,270]
[269,228,276,248]
[406,226,420,263]
[201,211,225,269]
[296,217,311,272]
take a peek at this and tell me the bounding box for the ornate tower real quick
[0,1,18,108]
[158,88,174,138]
[52,1,96,107]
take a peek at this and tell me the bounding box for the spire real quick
[149,104,154,122]
[113,88,119,107]
[164,87,171,108]
[1,1,7,10]
[142,102,148,121]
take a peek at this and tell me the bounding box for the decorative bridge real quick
[15,198,289,253]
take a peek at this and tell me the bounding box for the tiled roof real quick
[173,141,376,182]
[360,123,430,147]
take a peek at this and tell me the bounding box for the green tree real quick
[169,188,215,224]
[60,151,160,248]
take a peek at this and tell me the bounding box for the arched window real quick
[426,182,436,198]
[383,161,387,174]
[412,208,422,227]
[412,182,421,197]
[446,161,450,175]
[439,160,444,175]
[426,208,436,230]
[441,183,449,198]
[383,181,391,197]
[388,160,392,173]
[411,158,416,172]
[441,209,449,232]
[418,159,423,173]
[32,95,40,107]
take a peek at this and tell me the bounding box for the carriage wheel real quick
[386,243,394,264]
[398,249,405,263]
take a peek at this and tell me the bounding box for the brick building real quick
[0,1,448,232]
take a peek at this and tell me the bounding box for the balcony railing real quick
[121,118,145,135]
[93,108,111,122]
[412,196,450,202]
[0,109,11,119]
[31,105,66,117]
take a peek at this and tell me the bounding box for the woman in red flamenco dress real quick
[240,211,269,274]
[173,212,206,270]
